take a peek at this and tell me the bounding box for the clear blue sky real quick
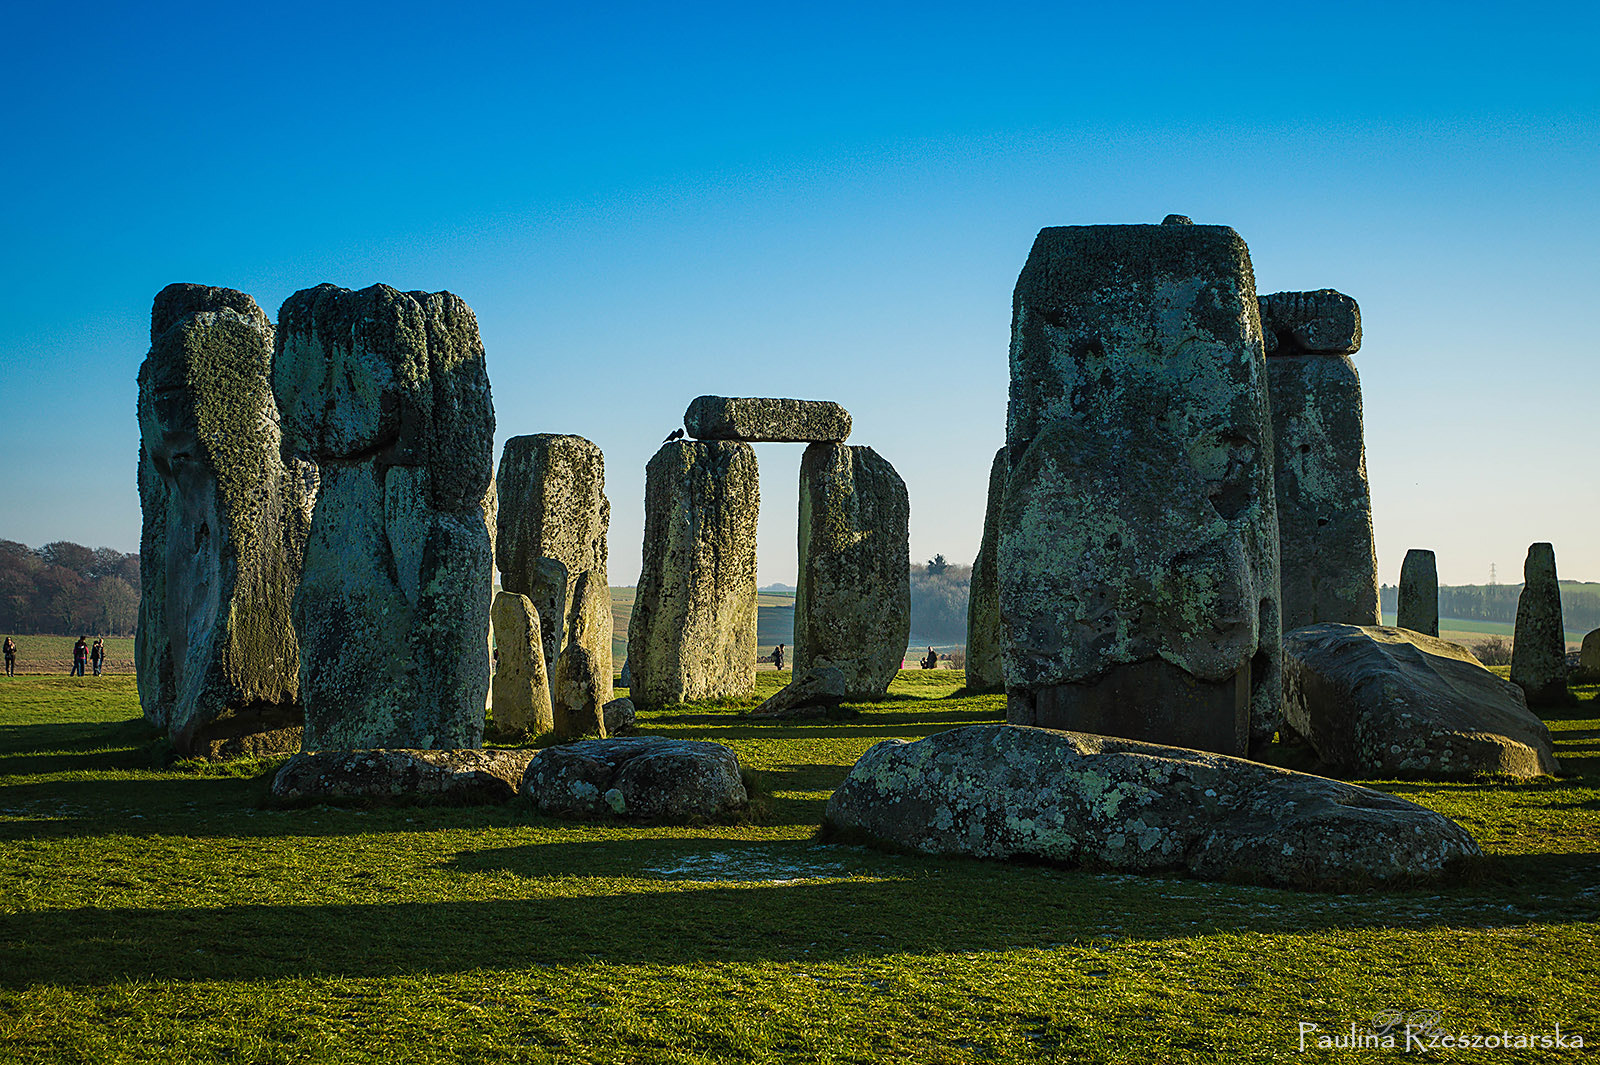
[2,1,1596,588]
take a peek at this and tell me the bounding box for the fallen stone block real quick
[272,749,535,804]
[522,738,746,820]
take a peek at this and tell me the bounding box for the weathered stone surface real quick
[747,665,848,718]
[491,592,553,735]
[1510,543,1573,706]
[1265,291,1380,631]
[1396,549,1439,637]
[964,447,1006,692]
[552,571,609,738]
[1580,629,1600,678]
[619,657,633,690]
[274,283,494,750]
[794,444,911,698]
[685,395,851,444]
[602,697,636,734]
[1259,289,1361,355]
[136,284,306,757]
[825,724,1481,890]
[630,441,760,709]
[1283,624,1559,778]
[999,223,1281,755]
[272,748,534,804]
[521,738,747,820]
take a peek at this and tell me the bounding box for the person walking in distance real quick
[90,637,105,676]
[3,637,15,677]
[71,636,88,677]
[772,643,785,671]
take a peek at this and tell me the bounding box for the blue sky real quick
[2,1,1596,587]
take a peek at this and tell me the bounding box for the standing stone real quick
[1262,291,1380,631]
[964,447,1006,692]
[684,395,852,443]
[552,571,609,738]
[491,591,553,735]
[1579,629,1600,678]
[629,441,759,710]
[136,284,306,758]
[998,221,1282,757]
[1396,549,1439,637]
[795,444,911,698]
[274,284,494,750]
[1510,542,1573,706]
[495,434,613,723]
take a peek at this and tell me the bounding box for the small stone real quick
[522,738,747,820]
[684,395,851,443]
[1161,214,1194,225]
[1510,543,1574,706]
[602,697,636,734]
[1396,549,1439,637]
[747,666,849,718]
[491,591,554,735]
[272,749,535,805]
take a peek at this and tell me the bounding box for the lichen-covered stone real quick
[602,697,636,734]
[1510,543,1573,706]
[964,447,1006,692]
[629,441,759,709]
[521,738,747,820]
[491,591,553,735]
[824,724,1481,891]
[794,444,910,698]
[274,283,494,750]
[685,395,851,443]
[1259,289,1361,355]
[136,284,306,757]
[1283,624,1559,778]
[1396,549,1439,637]
[552,571,609,738]
[272,748,534,804]
[1264,290,1380,631]
[747,665,849,719]
[999,223,1282,755]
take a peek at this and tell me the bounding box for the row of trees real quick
[0,540,140,636]
[910,555,972,645]
[1378,582,1600,633]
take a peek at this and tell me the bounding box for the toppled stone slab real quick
[1396,549,1439,637]
[1259,289,1362,355]
[272,749,535,804]
[824,724,1481,891]
[522,738,747,820]
[602,697,636,734]
[747,665,849,719]
[964,447,1007,692]
[1510,542,1574,706]
[1283,624,1559,778]
[685,396,851,443]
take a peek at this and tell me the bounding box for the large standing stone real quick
[274,284,494,750]
[998,221,1282,756]
[629,441,760,709]
[495,434,613,721]
[1262,291,1380,631]
[964,447,1006,692]
[684,396,851,443]
[1510,542,1573,706]
[824,725,1481,891]
[552,571,609,738]
[491,591,553,735]
[136,284,306,757]
[794,444,911,698]
[1283,624,1559,778]
[1396,549,1439,637]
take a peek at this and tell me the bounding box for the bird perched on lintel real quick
[662,428,685,443]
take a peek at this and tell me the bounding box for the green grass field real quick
[1380,613,1585,649]
[0,635,136,675]
[2,673,1597,1062]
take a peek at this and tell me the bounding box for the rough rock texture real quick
[274,283,495,750]
[1263,291,1380,631]
[272,748,534,804]
[748,665,849,718]
[999,223,1282,755]
[825,724,1481,890]
[794,444,911,698]
[1283,624,1559,778]
[619,658,632,690]
[1580,629,1600,678]
[490,591,553,735]
[136,284,306,757]
[1259,290,1361,355]
[1510,543,1573,706]
[602,697,636,734]
[629,441,760,709]
[1396,550,1439,637]
[964,447,1007,692]
[522,738,747,820]
[552,571,609,738]
[685,395,851,443]
[494,434,613,714]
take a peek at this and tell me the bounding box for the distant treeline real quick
[0,540,140,636]
[1378,582,1600,634]
[909,557,972,645]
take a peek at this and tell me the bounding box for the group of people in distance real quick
[0,636,110,677]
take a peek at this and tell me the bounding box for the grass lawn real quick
[1,671,1597,1063]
